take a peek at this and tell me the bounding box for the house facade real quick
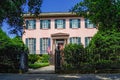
[22,12,97,54]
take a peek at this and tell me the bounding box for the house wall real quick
[22,16,97,54]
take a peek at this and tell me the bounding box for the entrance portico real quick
[51,33,69,54]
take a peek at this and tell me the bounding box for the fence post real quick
[19,52,28,73]
[55,49,61,73]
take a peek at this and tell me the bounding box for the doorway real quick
[55,39,64,50]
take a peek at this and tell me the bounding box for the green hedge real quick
[63,44,85,70]
[0,29,28,73]
[29,63,49,69]
[28,54,50,69]
[62,30,120,73]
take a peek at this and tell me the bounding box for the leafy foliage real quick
[28,54,50,64]
[72,0,120,31]
[63,44,85,69]
[0,0,42,36]
[87,30,120,60]
[0,29,28,72]
[28,63,49,69]
[28,54,50,69]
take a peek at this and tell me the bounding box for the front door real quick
[55,39,64,50]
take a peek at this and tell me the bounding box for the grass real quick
[29,63,49,69]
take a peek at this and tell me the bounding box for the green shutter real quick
[85,37,88,47]
[48,20,51,29]
[93,24,96,28]
[48,38,51,47]
[26,20,28,29]
[63,19,65,29]
[34,38,36,54]
[70,38,72,43]
[85,19,87,28]
[78,37,81,44]
[40,20,42,29]
[25,38,28,46]
[55,20,57,29]
[70,19,72,28]
[78,19,80,28]
[40,38,42,54]
[34,20,36,29]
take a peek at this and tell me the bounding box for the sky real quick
[2,0,80,38]
[41,0,80,12]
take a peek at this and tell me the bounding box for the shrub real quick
[86,30,120,70]
[41,54,50,63]
[0,29,28,72]
[63,44,85,70]
[28,63,49,69]
[28,54,40,64]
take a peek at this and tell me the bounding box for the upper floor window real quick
[26,20,36,29]
[85,37,92,47]
[85,19,95,28]
[40,20,51,29]
[70,37,81,44]
[26,38,36,54]
[55,19,65,29]
[40,38,50,54]
[70,19,80,28]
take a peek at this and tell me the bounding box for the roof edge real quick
[22,12,79,18]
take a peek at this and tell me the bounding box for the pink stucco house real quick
[22,12,97,54]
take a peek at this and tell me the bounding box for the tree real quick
[72,0,120,31]
[0,0,42,36]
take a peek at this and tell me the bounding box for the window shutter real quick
[63,19,65,29]
[34,20,36,29]
[40,20,42,29]
[55,20,57,29]
[48,38,51,47]
[70,38,72,43]
[26,20,28,29]
[93,24,96,28]
[78,19,80,28]
[85,37,88,47]
[78,37,81,44]
[85,19,87,28]
[40,38,42,54]
[70,19,72,28]
[34,38,36,54]
[48,20,51,29]
[25,38,28,46]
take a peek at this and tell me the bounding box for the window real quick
[26,20,36,29]
[70,19,80,28]
[26,38,36,54]
[40,38,50,54]
[85,37,92,47]
[55,19,65,29]
[70,37,81,44]
[85,19,95,28]
[40,20,51,29]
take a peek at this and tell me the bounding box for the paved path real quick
[0,73,120,80]
[27,65,55,74]
[0,66,120,80]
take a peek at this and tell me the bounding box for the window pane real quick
[27,38,36,54]
[85,37,92,47]
[55,19,65,28]
[27,20,35,29]
[72,19,78,28]
[41,20,50,29]
[86,19,94,28]
[41,38,50,54]
[70,37,81,44]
